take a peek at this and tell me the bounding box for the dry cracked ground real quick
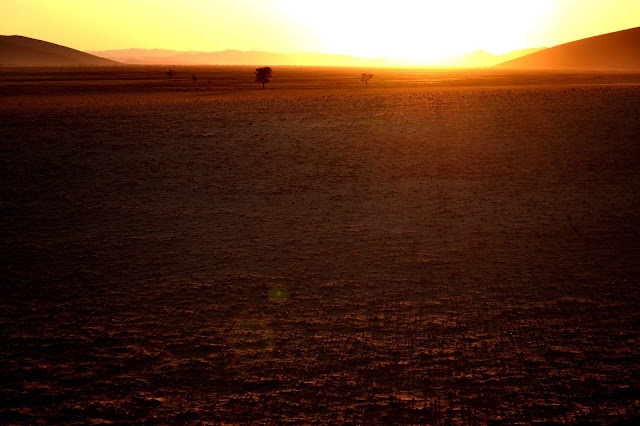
[1,67,640,423]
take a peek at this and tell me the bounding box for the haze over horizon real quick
[2,0,639,66]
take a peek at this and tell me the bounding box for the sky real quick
[2,0,639,64]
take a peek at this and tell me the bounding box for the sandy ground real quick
[1,67,640,423]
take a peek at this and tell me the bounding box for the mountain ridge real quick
[3,27,638,68]
[88,46,546,67]
[86,48,401,67]
[443,48,547,67]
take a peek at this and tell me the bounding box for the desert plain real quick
[1,66,640,423]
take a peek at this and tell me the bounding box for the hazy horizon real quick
[84,45,549,68]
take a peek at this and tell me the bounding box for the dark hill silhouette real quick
[496,27,640,70]
[0,35,118,66]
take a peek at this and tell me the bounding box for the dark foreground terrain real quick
[2,67,640,423]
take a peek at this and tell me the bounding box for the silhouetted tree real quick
[361,73,373,88]
[255,67,272,89]
[192,75,197,83]
[166,70,176,79]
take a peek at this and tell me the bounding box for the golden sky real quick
[2,0,639,63]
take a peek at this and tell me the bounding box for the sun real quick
[275,0,554,63]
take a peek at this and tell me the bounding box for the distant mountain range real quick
[0,35,118,66]
[86,47,545,68]
[442,48,547,67]
[2,27,639,69]
[496,26,640,69]
[85,48,396,67]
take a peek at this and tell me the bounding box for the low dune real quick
[0,35,118,66]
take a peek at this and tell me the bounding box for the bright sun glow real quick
[1,0,639,66]
[275,0,554,62]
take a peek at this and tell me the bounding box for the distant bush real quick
[361,73,373,88]
[166,70,176,79]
